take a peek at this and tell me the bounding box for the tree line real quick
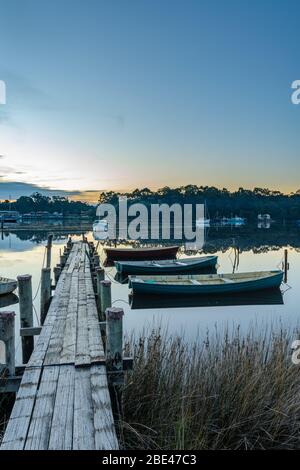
[0,192,95,216]
[98,185,300,221]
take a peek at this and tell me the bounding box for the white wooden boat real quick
[93,219,109,240]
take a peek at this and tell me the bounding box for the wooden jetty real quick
[0,240,121,450]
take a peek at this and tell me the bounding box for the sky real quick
[0,0,300,202]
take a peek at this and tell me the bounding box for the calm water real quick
[0,223,300,364]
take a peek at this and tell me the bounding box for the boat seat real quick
[190,279,202,285]
[222,278,234,283]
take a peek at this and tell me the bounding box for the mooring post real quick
[96,267,105,319]
[67,235,72,246]
[284,248,289,283]
[100,280,111,321]
[60,253,67,268]
[93,254,100,267]
[106,307,124,372]
[40,267,51,325]
[53,265,62,286]
[0,312,15,376]
[46,233,53,269]
[17,274,34,363]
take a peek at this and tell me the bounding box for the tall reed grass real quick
[120,325,300,449]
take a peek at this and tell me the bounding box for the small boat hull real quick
[129,271,284,296]
[105,245,179,262]
[0,277,18,296]
[115,256,218,275]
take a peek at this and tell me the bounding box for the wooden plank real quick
[0,367,42,450]
[73,367,95,450]
[20,327,42,336]
[25,366,59,450]
[75,272,90,366]
[90,364,119,450]
[85,269,105,360]
[60,272,78,364]
[48,365,75,450]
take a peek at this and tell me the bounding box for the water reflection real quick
[0,223,298,349]
[130,289,284,310]
[0,293,19,309]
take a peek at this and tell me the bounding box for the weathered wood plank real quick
[60,272,78,364]
[73,367,95,450]
[48,365,75,450]
[25,366,59,450]
[90,364,119,450]
[0,367,42,450]
[75,272,91,366]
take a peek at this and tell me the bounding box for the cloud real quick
[0,181,81,200]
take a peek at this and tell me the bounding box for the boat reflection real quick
[0,293,19,309]
[130,288,284,310]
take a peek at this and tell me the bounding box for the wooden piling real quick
[283,248,289,283]
[60,254,67,268]
[17,274,34,363]
[96,267,105,319]
[46,233,53,269]
[53,265,62,285]
[40,267,51,325]
[106,307,124,372]
[0,312,15,376]
[93,254,100,267]
[100,280,111,321]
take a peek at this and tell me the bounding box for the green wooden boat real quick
[129,270,284,296]
[114,256,218,275]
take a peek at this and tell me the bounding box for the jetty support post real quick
[40,267,51,325]
[93,254,100,271]
[88,241,95,255]
[53,265,62,286]
[106,307,124,388]
[0,312,15,377]
[46,233,53,269]
[17,274,34,363]
[100,280,111,322]
[284,248,289,283]
[95,267,105,320]
[60,253,67,268]
[67,236,72,249]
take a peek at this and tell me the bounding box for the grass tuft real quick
[120,325,300,450]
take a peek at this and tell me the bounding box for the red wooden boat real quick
[104,245,179,262]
